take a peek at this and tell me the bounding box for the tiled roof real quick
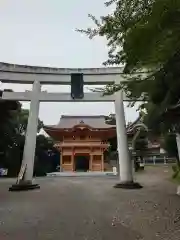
[45,115,115,129]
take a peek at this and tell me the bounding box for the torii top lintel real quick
[0,62,125,85]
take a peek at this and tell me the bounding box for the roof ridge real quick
[61,115,106,118]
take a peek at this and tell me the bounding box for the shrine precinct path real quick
[0,165,180,240]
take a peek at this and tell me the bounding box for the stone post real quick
[176,133,180,195]
[71,154,74,171]
[101,152,104,172]
[90,154,93,171]
[176,133,180,161]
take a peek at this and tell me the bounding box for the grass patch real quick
[170,164,180,184]
[170,176,180,185]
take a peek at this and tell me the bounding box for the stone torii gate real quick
[0,62,141,191]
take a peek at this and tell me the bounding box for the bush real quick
[172,164,180,179]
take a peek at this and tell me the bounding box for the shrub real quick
[172,164,180,179]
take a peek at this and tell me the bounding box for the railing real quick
[58,141,109,147]
[141,157,176,165]
[54,141,109,148]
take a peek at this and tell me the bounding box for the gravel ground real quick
[0,165,180,240]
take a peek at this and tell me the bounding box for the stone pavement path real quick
[0,166,180,240]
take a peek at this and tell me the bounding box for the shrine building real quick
[44,115,116,172]
[44,115,163,172]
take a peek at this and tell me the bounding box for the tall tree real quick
[0,91,21,170]
[0,95,45,176]
[34,135,57,176]
[13,109,43,136]
[77,0,180,143]
[77,0,179,68]
[77,0,180,109]
[163,134,178,160]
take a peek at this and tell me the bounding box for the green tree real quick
[77,1,180,159]
[133,130,148,170]
[0,89,59,177]
[163,134,178,159]
[77,0,180,115]
[14,109,43,135]
[0,91,21,170]
[0,95,44,176]
[78,0,180,68]
[34,135,55,176]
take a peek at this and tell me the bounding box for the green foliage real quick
[0,96,56,177]
[77,0,180,134]
[0,94,21,170]
[77,0,180,69]
[34,135,57,176]
[134,136,148,152]
[15,109,44,135]
[36,135,54,151]
[172,164,180,180]
[77,0,155,67]
[162,134,178,159]
[123,0,180,70]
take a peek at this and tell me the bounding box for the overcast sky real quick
[0,0,139,125]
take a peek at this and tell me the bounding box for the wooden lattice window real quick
[62,155,71,164]
[93,155,102,163]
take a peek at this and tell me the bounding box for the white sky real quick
[0,0,139,125]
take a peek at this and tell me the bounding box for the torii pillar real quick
[9,81,41,191]
[114,90,142,189]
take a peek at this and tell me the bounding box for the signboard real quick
[0,168,8,176]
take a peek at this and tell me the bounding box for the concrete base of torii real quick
[114,182,142,189]
[9,180,40,192]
